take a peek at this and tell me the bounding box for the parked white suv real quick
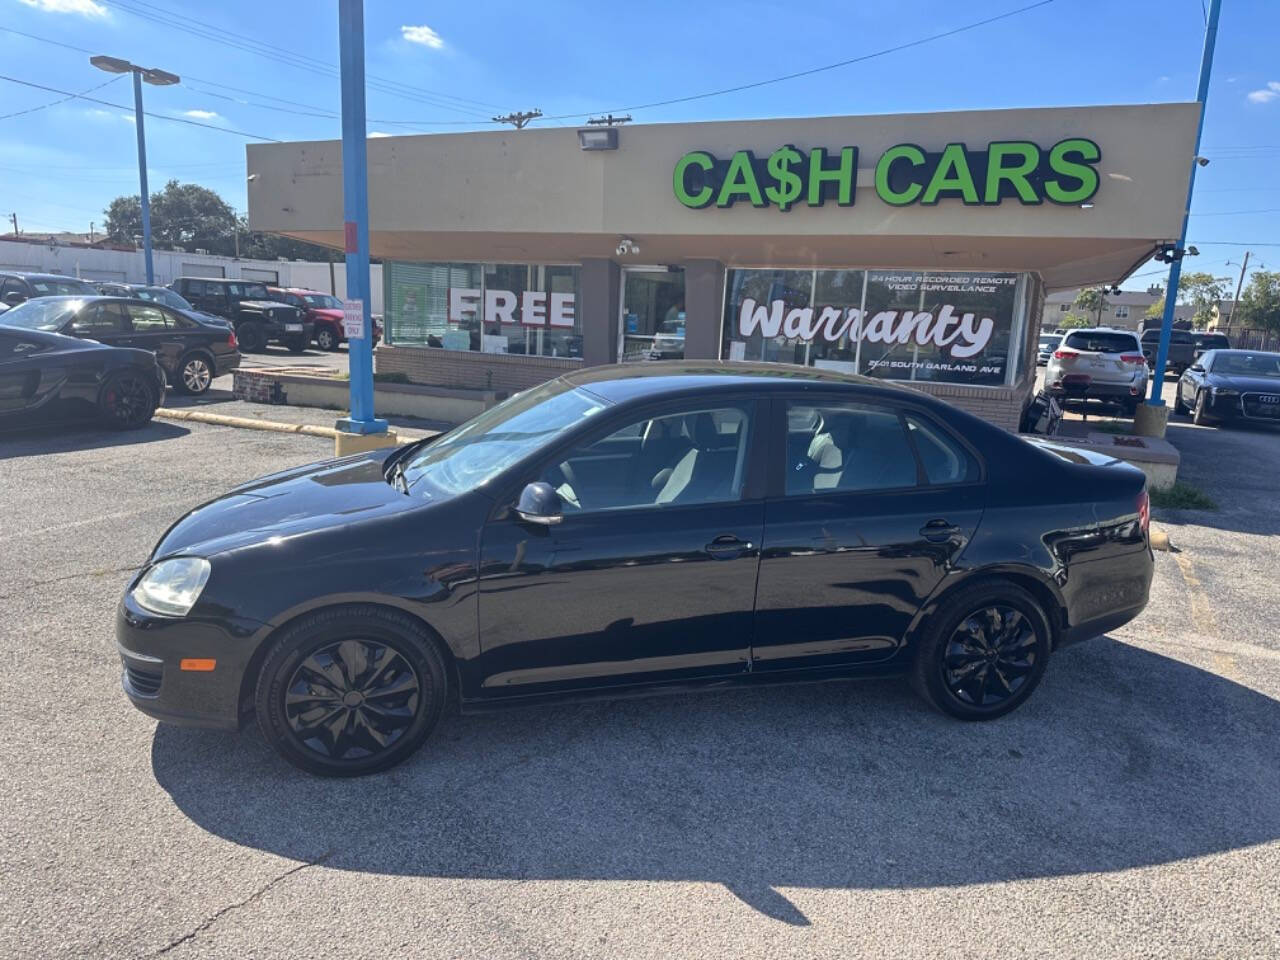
[1044,328,1149,415]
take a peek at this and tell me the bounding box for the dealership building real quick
[247,102,1198,429]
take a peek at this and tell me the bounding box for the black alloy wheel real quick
[237,322,266,353]
[255,606,447,776]
[98,372,156,430]
[178,354,213,395]
[911,582,1051,720]
[315,327,337,351]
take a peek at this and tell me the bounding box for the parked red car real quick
[265,287,383,352]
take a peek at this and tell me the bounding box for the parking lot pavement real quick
[1,416,1279,959]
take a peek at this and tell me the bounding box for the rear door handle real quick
[705,534,753,560]
[919,519,961,542]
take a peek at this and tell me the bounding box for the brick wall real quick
[376,344,582,393]
[232,368,288,404]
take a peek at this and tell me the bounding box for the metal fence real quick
[1227,328,1280,352]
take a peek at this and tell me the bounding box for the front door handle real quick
[705,534,753,560]
[919,519,961,542]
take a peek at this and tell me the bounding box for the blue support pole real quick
[132,69,154,286]
[336,0,386,435]
[1147,0,1221,404]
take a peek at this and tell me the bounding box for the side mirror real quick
[515,481,562,525]
[3,292,25,306]
[1189,364,1204,373]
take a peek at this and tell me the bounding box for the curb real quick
[155,408,432,445]
[1150,525,1172,552]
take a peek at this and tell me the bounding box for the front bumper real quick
[116,589,268,730]
[266,319,314,344]
[1204,391,1280,422]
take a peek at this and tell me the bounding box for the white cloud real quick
[367,131,392,138]
[183,109,220,120]
[17,0,108,17]
[1246,81,1280,104]
[401,24,444,49]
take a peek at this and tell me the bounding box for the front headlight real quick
[131,557,211,617]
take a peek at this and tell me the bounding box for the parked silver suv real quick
[1044,327,1149,415]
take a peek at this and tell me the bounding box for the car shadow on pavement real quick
[0,420,189,459]
[151,637,1280,926]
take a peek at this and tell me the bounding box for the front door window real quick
[619,268,686,363]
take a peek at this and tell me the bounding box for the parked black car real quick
[0,295,239,395]
[0,326,163,430]
[0,271,99,315]
[1175,348,1280,426]
[1190,331,1231,362]
[169,277,309,353]
[117,362,1154,776]
[1140,327,1196,376]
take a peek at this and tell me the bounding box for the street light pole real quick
[90,55,179,287]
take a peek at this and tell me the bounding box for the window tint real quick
[785,401,919,495]
[1,278,27,298]
[244,283,269,299]
[75,303,129,334]
[1064,331,1140,353]
[544,404,753,513]
[182,280,205,296]
[126,304,169,331]
[905,415,979,484]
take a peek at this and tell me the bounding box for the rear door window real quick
[1064,331,1139,354]
[76,303,129,335]
[784,401,920,495]
[904,415,980,485]
[126,304,170,332]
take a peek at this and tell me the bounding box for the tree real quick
[1072,287,1110,324]
[103,180,332,261]
[1059,313,1092,329]
[1234,270,1280,332]
[1176,271,1229,327]
[1145,297,1165,320]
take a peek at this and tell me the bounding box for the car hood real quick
[1206,373,1280,392]
[151,450,411,560]
[242,300,297,312]
[311,308,344,320]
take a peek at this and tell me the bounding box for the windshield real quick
[244,283,269,299]
[137,287,192,310]
[27,277,97,296]
[401,381,608,497]
[0,297,82,330]
[1210,353,1280,378]
[302,293,343,309]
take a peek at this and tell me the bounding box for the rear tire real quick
[97,370,157,430]
[910,581,1051,721]
[175,352,214,395]
[254,606,448,777]
[237,322,266,353]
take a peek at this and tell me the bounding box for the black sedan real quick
[117,362,1154,776]
[0,326,163,430]
[0,295,239,395]
[1175,349,1280,426]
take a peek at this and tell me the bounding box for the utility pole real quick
[492,109,542,129]
[1146,0,1222,412]
[9,212,17,236]
[1225,250,1250,332]
[89,221,95,244]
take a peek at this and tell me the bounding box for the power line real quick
[0,75,282,140]
[538,0,1058,121]
[1191,208,1280,217]
[0,74,123,120]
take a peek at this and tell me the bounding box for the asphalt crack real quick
[150,852,332,957]
[0,563,142,602]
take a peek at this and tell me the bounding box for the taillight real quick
[1137,489,1150,536]
[1053,349,1078,360]
[228,329,238,349]
[1120,353,1145,365]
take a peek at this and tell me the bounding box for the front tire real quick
[237,322,266,353]
[911,582,1051,721]
[1193,390,1213,426]
[315,327,338,351]
[254,606,448,777]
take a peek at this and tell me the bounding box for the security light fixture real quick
[615,237,640,256]
[89,55,132,74]
[578,128,619,151]
[142,68,180,87]
[1188,245,1200,256]
[1195,156,1210,167]
[90,55,181,86]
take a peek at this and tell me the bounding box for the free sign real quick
[448,288,576,327]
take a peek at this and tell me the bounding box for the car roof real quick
[559,360,926,405]
[1064,327,1139,336]
[1,271,93,282]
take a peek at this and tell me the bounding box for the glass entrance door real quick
[618,267,686,363]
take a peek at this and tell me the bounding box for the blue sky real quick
[1,0,1278,292]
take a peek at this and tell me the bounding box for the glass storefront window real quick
[721,268,1027,386]
[619,268,686,362]
[384,261,582,358]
